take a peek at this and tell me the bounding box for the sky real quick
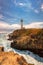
[0,0,43,33]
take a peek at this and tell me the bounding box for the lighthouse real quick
[21,19,23,29]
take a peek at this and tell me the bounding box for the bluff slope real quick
[8,29,43,57]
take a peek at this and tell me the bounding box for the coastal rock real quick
[8,29,43,57]
[0,52,34,65]
[0,47,4,52]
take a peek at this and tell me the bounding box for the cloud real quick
[14,0,25,6]
[0,21,11,29]
[14,1,39,14]
[14,0,25,7]
[11,24,20,29]
[34,9,39,13]
[24,22,43,28]
[0,14,4,19]
[18,2,25,6]
[18,2,32,7]
[0,21,20,33]
[0,21,43,33]
[13,0,40,14]
[41,4,43,11]
[0,21,12,33]
[14,0,32,7]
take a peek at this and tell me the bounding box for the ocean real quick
[0,33,43,65]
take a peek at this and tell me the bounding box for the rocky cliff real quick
[0,47,4,52]
[8,29,43,57]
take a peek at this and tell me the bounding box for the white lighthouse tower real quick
[21,19,23,29]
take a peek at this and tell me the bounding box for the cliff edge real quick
[8,29,43,57]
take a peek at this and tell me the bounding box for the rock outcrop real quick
[8,29,43,57]
[0,47,4,52]
[0,52,34,65]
